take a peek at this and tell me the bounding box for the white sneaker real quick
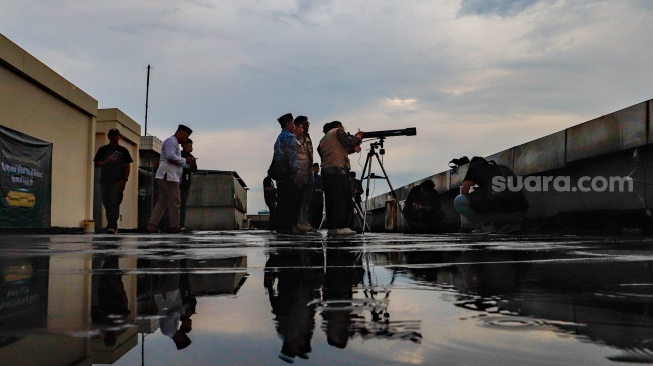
[334,228,357,235]
[497,223,521,234]
[471,222,496,235]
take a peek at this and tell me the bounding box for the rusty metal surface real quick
[514,131,566,175]
[566,102,646,162]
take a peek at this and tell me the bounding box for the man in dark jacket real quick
[454,157,529,234]
[93,128,133,234]
[180,138,197,229]
[308,163,323,229]
[317,121,364,235]
[264,174,277,230]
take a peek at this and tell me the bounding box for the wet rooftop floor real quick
[2,230,653,365]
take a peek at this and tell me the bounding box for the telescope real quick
[362,127,416,139]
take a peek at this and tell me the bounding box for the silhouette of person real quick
[151,258,192,350]
[93,128,133,234]
[90,249,131,347]
[264,250,323,363]
[264,175,277,230]
[180,138,198,229]
[404,180,444,233]
[321,244,364,349]
[308,163,324,229]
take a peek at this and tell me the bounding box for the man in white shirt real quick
[147,125,195,233]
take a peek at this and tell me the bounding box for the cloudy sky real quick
[2,0,653,213]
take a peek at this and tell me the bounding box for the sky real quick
[2,0,653,213]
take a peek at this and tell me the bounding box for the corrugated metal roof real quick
[194,170,248,190]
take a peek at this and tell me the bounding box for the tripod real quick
[359,138,410,233]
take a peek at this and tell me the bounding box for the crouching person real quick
[404,180,444,233]
[454,157,529,234]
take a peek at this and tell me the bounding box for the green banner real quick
[0,126,52,228]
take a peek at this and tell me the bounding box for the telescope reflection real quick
[312,248,422,345]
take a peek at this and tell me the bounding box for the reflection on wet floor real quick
[0,231,653,365]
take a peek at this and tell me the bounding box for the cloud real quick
[385,98,418,108]
[3,0,653,213]
[457,0,541,17]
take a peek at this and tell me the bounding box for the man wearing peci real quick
[271,113,306,234]
[294,116,315,231]
[147,124,195,234]
[180,138,197,230]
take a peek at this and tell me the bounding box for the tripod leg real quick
[352,199,371,232]
[318,204,326,230]
[361,153,375,234]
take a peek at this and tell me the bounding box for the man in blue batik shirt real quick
[272,113,305,234]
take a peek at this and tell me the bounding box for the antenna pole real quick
[144,64,151,136]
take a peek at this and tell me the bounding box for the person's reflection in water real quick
[321,243,364,349]
[178,295,197,339]
[152,258,193,350]
[90,247,131,347]
[264,249,323,363]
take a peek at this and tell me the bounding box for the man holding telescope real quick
[318,121,364,235]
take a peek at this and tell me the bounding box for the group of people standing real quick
[264,113,529,235]
[94,124,197,234]
[96,120,528,236]
[267,113,364,235]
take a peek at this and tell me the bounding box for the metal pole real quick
[144,64,155,213]
[144,64,150,136]
[141,333,145,366]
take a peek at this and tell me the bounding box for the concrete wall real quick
[368,99,653,233]
[94,109,141,230]
[0,34,98,228]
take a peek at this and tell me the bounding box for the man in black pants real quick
[180,138,197,230]
[93,128,133,234]
[317,121,364,235]
[349,171,365,231]
[272,113,306,234]
[308,163,323,229]
[263,174,277,230]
